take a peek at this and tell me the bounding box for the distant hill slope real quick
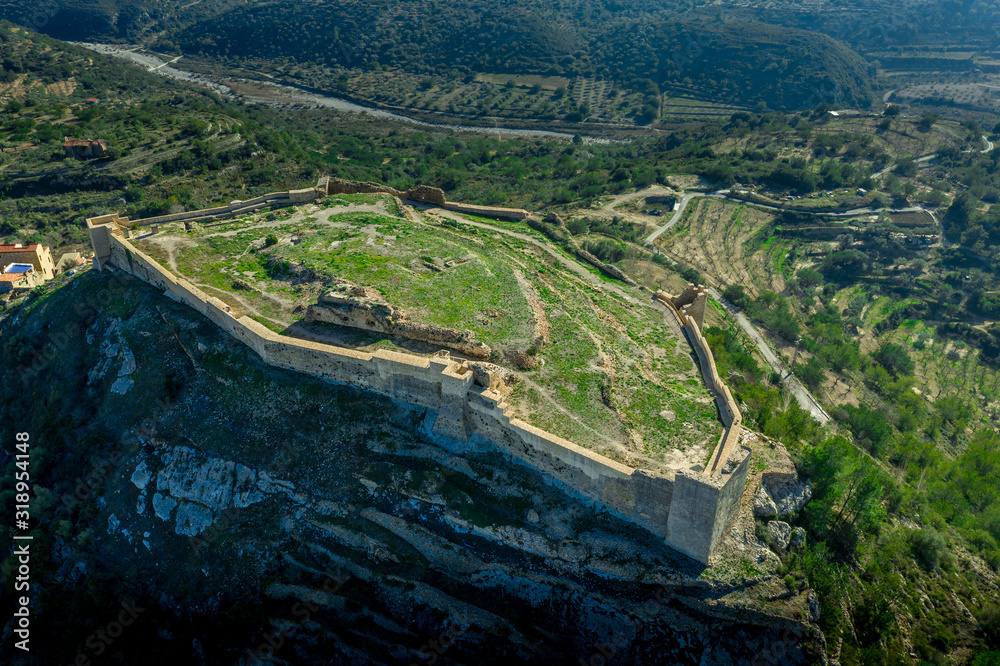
[169,3,876,110]
[0,0,876,110]
[0,0,245,42]
[597,17,876,110]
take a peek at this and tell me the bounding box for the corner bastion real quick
[86,184,751,564]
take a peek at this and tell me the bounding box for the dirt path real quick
[512,269,550,344]
[200,203,390,239]
[643,191,832,423]
[598,184,676,213]
[141,231,296,327]
[425,207,653,311]
[139,233,196,273]
[568,185,681,235]
[646,190,942,245]
[200,283,292,329]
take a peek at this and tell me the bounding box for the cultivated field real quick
[655,198,786,297]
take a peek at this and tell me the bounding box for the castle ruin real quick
[86,179,751,564]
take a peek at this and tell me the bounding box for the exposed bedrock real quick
[305,283,493,358]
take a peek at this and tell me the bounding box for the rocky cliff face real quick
[0,269,826,664]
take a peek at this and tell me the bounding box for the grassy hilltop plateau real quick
[131,196,722,467]
[1,4,1000,665]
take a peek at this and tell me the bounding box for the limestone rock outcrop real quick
[133,447,293,536]
[764,475,812,516]
[788,526,806,553]
[306,281,492,358]
[754,486,779,519]
[768,520,792,552]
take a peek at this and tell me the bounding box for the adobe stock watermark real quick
[579,586,801,666]
[750,628,800,666]
[409,621,467,666]
[59,444,138,513]
[804,77,845,110]
[669,30,714,80]
[60,598,145,666]
[870,1,942,45]
[240,566,352,665]
[577,586,675,665]
[338,2,403,68]
[12,271,131,388]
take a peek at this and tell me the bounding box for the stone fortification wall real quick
[572,246,639,286]
[465,390,677,539]
[528,213,638,287]
[319,176,529,222]
[653,284,749,560]
[667,450,752,564]
[655,286,744,477]
[122,187,322,229]
[88,212,750,565]
[319,176,447,206]
[439,202,529,221]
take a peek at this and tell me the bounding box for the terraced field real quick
[878,318,1000,435]
[134,194,721,471]
[347,70,649,123]
[655,198,786,297]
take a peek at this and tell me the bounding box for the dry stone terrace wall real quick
[87,200,751,564]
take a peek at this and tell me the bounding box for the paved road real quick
[873,153,937,179]
[644,191,717,244]
[644,190,895,425]
[643,237,831,423]
[705,286,831,424]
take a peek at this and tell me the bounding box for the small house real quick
[0,243,54,280]
[0,272,32,293]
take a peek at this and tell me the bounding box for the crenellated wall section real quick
[87,199,750,564]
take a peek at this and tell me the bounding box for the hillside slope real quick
[0,0,877,111]
[0,268,824,664]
